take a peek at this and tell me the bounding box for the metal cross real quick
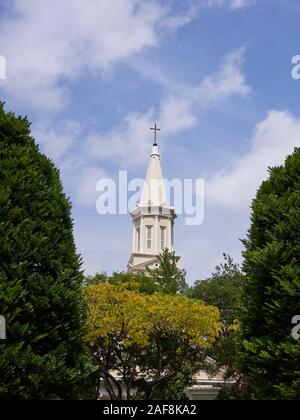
[150,123,161,146]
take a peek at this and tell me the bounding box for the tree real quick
[0,104,91,399]
[85,271,160,294]
[188,255,245,387]
[239,148,300,400]
[189,254,244,325]
[85,283,221,400]
[147,249,187,295]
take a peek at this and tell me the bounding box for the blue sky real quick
[1,0,300,282]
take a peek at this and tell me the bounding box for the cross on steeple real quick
[150,123,161,146]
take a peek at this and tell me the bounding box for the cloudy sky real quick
[1,0,300,282]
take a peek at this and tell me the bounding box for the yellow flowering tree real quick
[85,283,222,400]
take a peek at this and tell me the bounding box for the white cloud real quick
[195,48,250,105]
[159,47,250,133]
[207,110,300,210]
[86,109,155,167]
[32,120,81,161]
[0,0,169,111]
[228,0,253,10]
[159,95,198,134]
[204,0,253,9]
[78,47,250,170]
[161,2,202,32]
[0,0,253,112]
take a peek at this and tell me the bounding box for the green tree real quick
[239,148,300,400]
[85,271,160,294]
[189,254,244,325]
[0,104,91,399]
[189,254,245,386]
[147,249,187,294]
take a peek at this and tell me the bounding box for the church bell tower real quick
[127,125,177,274]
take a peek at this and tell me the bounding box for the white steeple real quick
[139,144,169,208]
[127,125,177,274]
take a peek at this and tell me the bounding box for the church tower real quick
[127,125,177,274]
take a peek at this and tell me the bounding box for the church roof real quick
[139,143,169,208]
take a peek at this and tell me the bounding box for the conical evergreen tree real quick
[148,249,187,294]
[239,148,300,399]
[0,104,90,399]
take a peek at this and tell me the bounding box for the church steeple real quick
[127,126,177,274]
[139,129,168,209]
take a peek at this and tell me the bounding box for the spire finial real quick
[150,123,161,146]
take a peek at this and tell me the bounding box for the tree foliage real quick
[188,254,245,389]
[189,254,244,325]
[0,104,90,399]
[85,271,160,294]
[147,249,187,295]
[85,283,221,400]
[86,249,188,297]
[239,148,300,400]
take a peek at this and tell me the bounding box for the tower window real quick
[160,227,166,250]
[136,228,140,252]
[146,226,152,249]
